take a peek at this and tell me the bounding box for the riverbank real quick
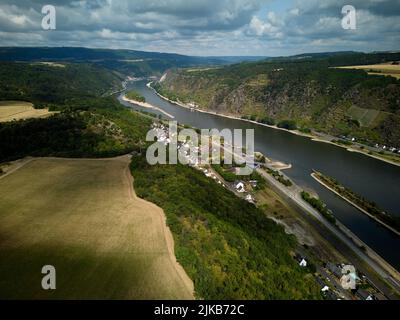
[215,136,400,287]
[148,82,400,168]
[311,172,400,237]
[312,138,400,168]
[122,94,175,119]
[138,80,400,293]
[257,167,400,290]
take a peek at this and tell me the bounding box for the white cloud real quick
[248,11,283,37]
[0,0,398,56]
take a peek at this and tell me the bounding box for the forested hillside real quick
[0,62,151,161]
[0,62,122,107]
[131,155,321,299]
[157,52,400,147]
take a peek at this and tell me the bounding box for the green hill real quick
[131,155,321,299]
[157,52,400,147]
[0,61,151,162]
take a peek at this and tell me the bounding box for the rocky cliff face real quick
[158,64,400,147]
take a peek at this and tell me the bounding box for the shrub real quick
[277,120,297,130]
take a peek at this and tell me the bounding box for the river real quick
[119,80,400,271]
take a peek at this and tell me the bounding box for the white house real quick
[235,182,245,193]
[245,194,254,203]
[299,259,308,267]
[321,286,330,292]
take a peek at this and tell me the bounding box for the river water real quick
[119,80,400,270]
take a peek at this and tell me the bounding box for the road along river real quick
[119,80,400,272]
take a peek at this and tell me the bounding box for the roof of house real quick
[326,262,342,277]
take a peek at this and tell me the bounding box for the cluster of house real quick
[151,123,257,205]
[197,170,257,204]
[340,135,357,143]
[293,254,387,300]
[200,168,224,187]
[234,181,255,203]
[179,142,200,166]
[374,143,400,154]
[186,102,199,110]
[152,123,171,145]
[195,173,256,204]
[151,123,200,165]
[293,254,336,297]
[340,135,400,154]
[325,262,385,300]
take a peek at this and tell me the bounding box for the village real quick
[339,135,400,154]
[148,122,389,300]
[149,122,261,201]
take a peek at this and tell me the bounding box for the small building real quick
[321,286,329,292]
[245,194,255,203]
[299,259,308,268]
[235,182,245,193]
[249,180,258,188]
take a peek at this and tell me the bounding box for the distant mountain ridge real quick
[0,47,268,77]
[0,47,228,77]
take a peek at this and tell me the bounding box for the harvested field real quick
[0,101,55,122]
[336,64,400,79]
[0,156,193,299]
[31,62,66,68]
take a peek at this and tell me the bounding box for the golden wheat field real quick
[0,101,56,122]
[336,63,400,79]
[0,156,193,299]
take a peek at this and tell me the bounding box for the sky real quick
[0,0,399,57]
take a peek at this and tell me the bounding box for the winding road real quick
[215,140,400,298]
[256,167,400,298]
